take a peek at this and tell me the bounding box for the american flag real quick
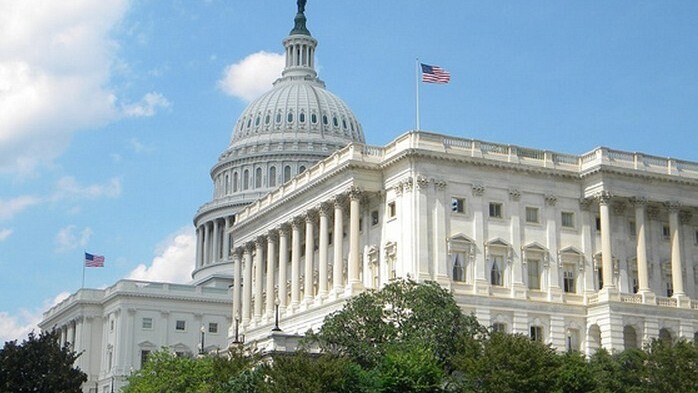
[85,252,105,268]
[421,63,451,84]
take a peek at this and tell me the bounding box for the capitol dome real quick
[192,2,364,284]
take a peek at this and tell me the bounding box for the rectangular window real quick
[175,320,186,331]
[530,326,543,342]
[489,202,503,219]
[595,217,601,231]
[208,322,218,334]
[525,207,539,223]
[140,350,151,367]
[563,268,575,293]
[629,221,636,237]
[110,319,114,332]
[662,224,671,240]
[695,229,698,245]
[387,201,396,218]
[451,197,465,213]
[492,323,507,333]
[371,210,379,226]
[527,259,540,290]
[142,317,153,330]
[561,212,575,228]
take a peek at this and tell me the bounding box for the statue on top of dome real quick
[297,0,306,14]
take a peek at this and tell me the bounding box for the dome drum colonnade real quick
[192,1,364,283]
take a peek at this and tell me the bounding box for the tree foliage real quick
[0,330,87,393]
[121,281,698,393]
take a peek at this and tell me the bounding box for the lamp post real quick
[232,314,243,344]
[272,296,282,332]
[199,325,205,355]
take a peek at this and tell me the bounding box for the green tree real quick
[0,330,87,393]
[644,339,698,393]
[308,279,486,370]
[452,332,560,393]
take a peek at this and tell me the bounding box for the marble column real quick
[202,222,210,266]
[212,219,220,263]
[232,249,242,324]
[266,232,278,318]
[195,226,203,267]
[597,192,614,290]
[254,237,265,321]
[509,189,526,297]
[222,217,231,262]
[242,244,253,325]
[304,212,316,302]
[318,204,330,297]
[291,218,302,307]
[630,198,651,295]
[278,225,289,313]
[348,187,362,288]
[333,196,344,293]
[666,202,686,298]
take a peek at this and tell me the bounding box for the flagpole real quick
[415,58,421,131]
[81,251,86,289]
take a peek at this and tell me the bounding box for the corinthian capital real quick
[595,191,613,205]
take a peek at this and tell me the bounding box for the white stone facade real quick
[39,280,232,393]
[231,131,698,354]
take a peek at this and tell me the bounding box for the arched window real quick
[490,256,503,286]
[299,112,306,123]
[287,112,293,123]
[233,172,238,192]
[224,173,230,194]
[311,113,318,124]
[283,166,291,183]
[623,326,638,349]
[255,168,262,188]
[243,169,249,190]
[452,254,464,282]
[268,166,276,188]
[298,165,306,174]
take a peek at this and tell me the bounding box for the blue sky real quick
[1,0,697,342]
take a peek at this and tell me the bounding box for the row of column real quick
[231,188,363,326]
[598,193,691,300]
[195,216,233,268]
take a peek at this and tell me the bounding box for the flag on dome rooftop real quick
[421,63,451,84]
[84,252,105,268]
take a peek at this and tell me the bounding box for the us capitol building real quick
[40,2,698,392]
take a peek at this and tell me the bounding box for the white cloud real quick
[55,225,92,253]
[126,227,195,283]
[0,228,12,241]
[0,292,70,344]
[52,176,122,201]
[122,92,171,118]
[0,195,41,220]
[0,0,130,175]
[218,51,285,101]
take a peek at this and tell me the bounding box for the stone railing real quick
[233,131,698,225]
[656,297,678,307]
[620,294,643,304]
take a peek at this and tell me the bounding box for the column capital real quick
[433,179,447,191]
[629,196,648,207]
[393,183,404,196]
[401,177,414,193]
[508,188,521,201]
[664,201,681,212]
[278,223,290,237]
[267,230,279,243]
[545,194,557,206]
[255,236,266,248]
[332,194,346,209]
[233,247,244,258]
[348,186,363,201]
[291,216,304,230]
[471,183,485,196]
[304,210,318,223]
[244,241,255,253]
[415,175,429,190]
[595,191,613,205]
[318,202,331,217]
